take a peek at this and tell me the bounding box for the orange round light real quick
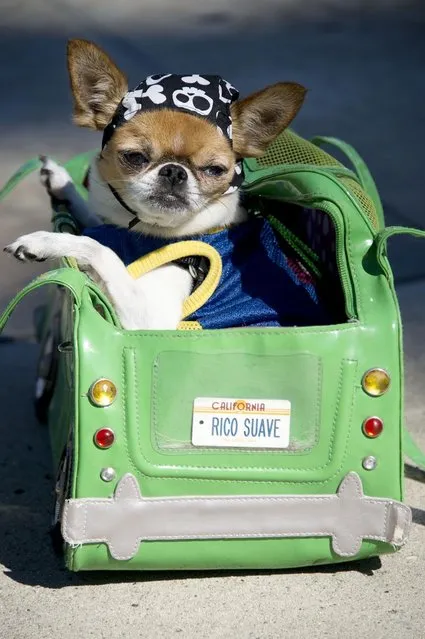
[361,368,390,397]
[94,428,115,449]
[89,379,117,406]
[362,416,384,438]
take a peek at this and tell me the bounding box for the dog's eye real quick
[202,165,226,177]
[121,152,149,168]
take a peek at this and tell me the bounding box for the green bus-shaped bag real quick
[1,130,424,572]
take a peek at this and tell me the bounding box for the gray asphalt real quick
[0,3,424,637]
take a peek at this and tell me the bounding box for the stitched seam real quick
[65,493,399,507]
[66,495,337,506]
[381,502,389,539]
[152,354,161,452]
[122,347,139,477]
[133,348,142,477]
[119,324,360,338]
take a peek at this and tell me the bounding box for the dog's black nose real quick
[159,163,188,187]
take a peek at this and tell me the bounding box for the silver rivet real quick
[100,467,116,482]
[362,456,377,471]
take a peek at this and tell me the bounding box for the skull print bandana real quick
[102,74,244,194]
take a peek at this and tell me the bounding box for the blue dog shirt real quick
[83,218,329,328]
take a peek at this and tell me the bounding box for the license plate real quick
[192,397,291,449]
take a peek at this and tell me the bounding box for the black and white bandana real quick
[102,74,244,194]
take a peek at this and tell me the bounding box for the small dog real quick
[5,39,311,330]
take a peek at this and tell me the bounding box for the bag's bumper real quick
[62,472,411,567]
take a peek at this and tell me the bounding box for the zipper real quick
[243,175,357,320]
[314,199,355,320]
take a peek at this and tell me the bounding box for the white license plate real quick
[192,397,291,449]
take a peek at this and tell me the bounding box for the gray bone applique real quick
[62,472,411,561]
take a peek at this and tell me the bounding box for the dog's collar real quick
[105,178,244,231]
[84,170,139,228]
[107,182,140,229]
[84,170,247,232]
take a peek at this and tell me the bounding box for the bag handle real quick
[0,159,121,329]
[0,157,42,202]
[376,225,425,279]
[0,267,121,336]
[311,136,384,228]
[376,226,425,472]
[0,268,88,335]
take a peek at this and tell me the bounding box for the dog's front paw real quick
[39,156,72,197]
[4,231,58,262]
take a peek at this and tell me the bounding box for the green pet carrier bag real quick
[1,130,424,572]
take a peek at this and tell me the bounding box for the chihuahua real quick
[4,39,309,330]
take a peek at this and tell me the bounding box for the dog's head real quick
[67,39,306,234]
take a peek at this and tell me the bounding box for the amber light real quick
[362,416,384,438]
[94,428,115,449]
[89,379,117,406]
[361,368,390,397]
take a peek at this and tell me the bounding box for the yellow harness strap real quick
[126,240,223,330]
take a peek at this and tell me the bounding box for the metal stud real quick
[100,467,116,482]
[362,455,377,471]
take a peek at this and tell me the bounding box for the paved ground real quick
[0,2,424,637]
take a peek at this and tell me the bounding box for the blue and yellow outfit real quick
[83,217,329,329]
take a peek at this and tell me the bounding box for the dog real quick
[4,39,315,330]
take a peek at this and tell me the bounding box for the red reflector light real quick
[94,428,115,449]
[362,417,383,438]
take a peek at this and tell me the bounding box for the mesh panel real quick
[255,130,378,230]
[256,130,342,168]
[339,176,378,229]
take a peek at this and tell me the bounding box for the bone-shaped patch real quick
[122,85,167,120]
[62,472,411,561]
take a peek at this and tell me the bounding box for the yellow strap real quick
[126,240,222,319]
[177,320,202,331]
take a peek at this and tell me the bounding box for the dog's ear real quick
[67,39,128,130]
[231,82,306,157]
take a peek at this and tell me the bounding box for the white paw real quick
[4,231,58,262]
[39,156,72,196]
